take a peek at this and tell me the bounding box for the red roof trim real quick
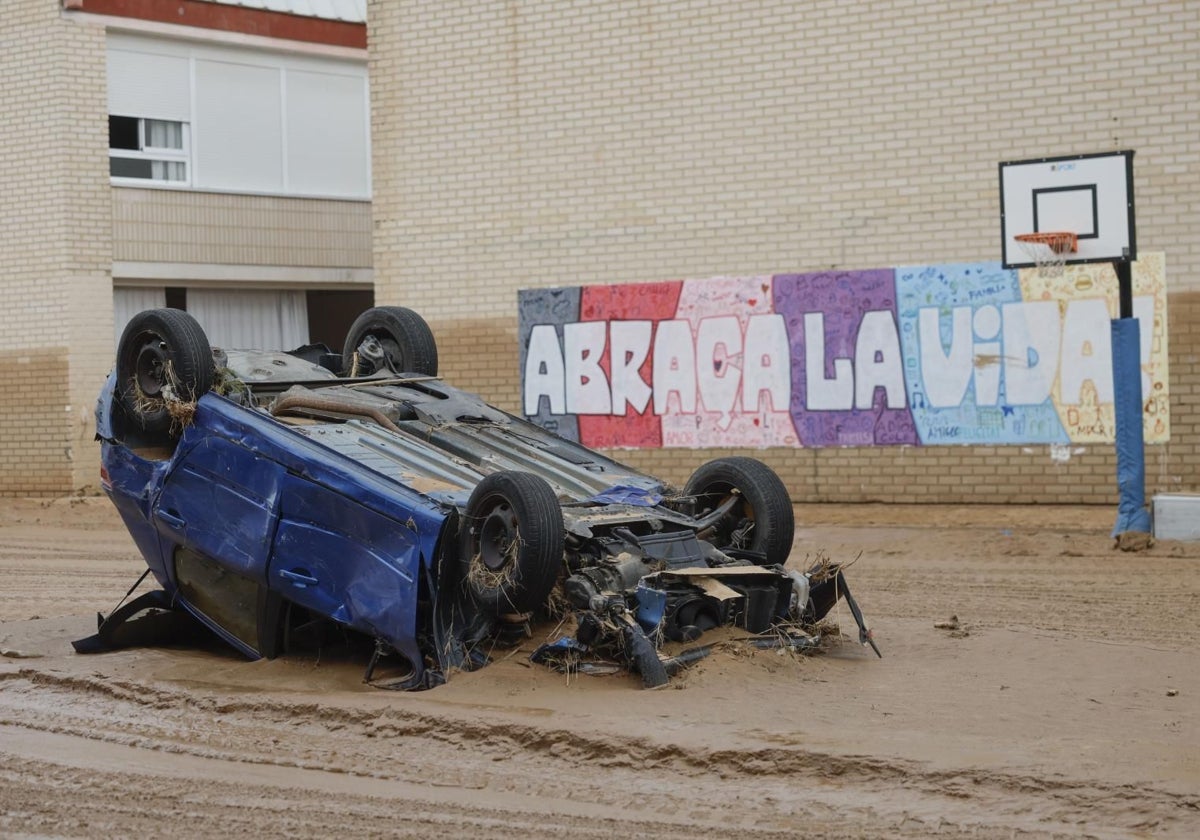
[74,0,366,49]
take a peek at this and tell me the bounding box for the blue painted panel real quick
[896,262,1069,445]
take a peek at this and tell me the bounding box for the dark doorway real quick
[306,289,374,350]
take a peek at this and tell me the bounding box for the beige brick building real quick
[368,0,1199,504]
[3,1,1196,506]
[1,0,372,495]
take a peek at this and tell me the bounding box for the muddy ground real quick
[1,497,1198,838]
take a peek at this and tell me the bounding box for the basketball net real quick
[1015,231,1078,277]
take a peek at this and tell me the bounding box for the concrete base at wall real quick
[1153,494,1200,542]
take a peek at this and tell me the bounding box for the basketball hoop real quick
[1014,231,1078,277]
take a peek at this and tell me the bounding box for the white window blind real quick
[107,48,190,122]
[187,289,309,350]
[286,70,370,197]
[113,287,168,348]
[194,59,285,193]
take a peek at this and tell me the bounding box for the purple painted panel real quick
[773,270,918,447]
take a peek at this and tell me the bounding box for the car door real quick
[154,436,284,580]
[269,473,424,661]
[152,435,285,654]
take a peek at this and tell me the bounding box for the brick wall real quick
[0,1,111,495]
[0,352,74,494]
[368,0,1200,504]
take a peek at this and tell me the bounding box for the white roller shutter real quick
[107,47,190,121]
[194,59,284,193]
[286,69,370,198]
[187,289,309,350]
[113,287,168,348]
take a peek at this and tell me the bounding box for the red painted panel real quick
[576,281,682,449]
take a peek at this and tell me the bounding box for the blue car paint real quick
[634,580,668,632]
[99,372,449,669]
[102,439,174,587]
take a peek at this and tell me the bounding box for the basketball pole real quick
[1110,256,1151,538]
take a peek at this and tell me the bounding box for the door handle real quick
[279,568,319,588]
[158,509,186,530]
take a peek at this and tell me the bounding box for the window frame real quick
[109,115,192,188]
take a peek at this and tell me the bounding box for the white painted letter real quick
[523,324,565,415]
[1002,301,1060,405]
[609,320,653,415]
[564,321,612,414]
[695,316,742,417]
[972,305,1001,406]
[652,319,696,414]
[855,310,906,409]
[742,314,792,413]
[805,312,853,410]
[918,306,973,408]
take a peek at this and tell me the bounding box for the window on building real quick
[107,34,370,199]
[109,116,190,185]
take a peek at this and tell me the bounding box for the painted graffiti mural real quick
[518,258,1169,448]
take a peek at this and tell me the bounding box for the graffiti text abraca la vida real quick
[525,302,1156,413]
[517,264,1169,448]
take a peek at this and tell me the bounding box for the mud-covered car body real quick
[88,307,874,688]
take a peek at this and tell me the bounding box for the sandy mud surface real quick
[2,497,1198,838]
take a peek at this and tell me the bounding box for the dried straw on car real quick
[466,535,521,595]
[129,359,198,434]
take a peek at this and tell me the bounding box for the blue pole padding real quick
[1111,317,1151,536]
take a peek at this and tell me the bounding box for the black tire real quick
[117,308,215,434]
[684,457,795,566]
[342,306,438,377]
[460,471,564,615]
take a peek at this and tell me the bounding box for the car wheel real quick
[684,457,795,566]
[342,306,438,377]
[116,308,215,434]
[460,471,564,615]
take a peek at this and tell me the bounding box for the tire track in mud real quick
[3,669,1197,838]
[0,751,786,840]
[0,688,877,839]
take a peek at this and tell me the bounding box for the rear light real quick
[100,465,112,490]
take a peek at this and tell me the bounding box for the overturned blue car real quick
[80,306,877,688]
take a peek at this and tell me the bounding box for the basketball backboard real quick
[999,150,1135,269]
